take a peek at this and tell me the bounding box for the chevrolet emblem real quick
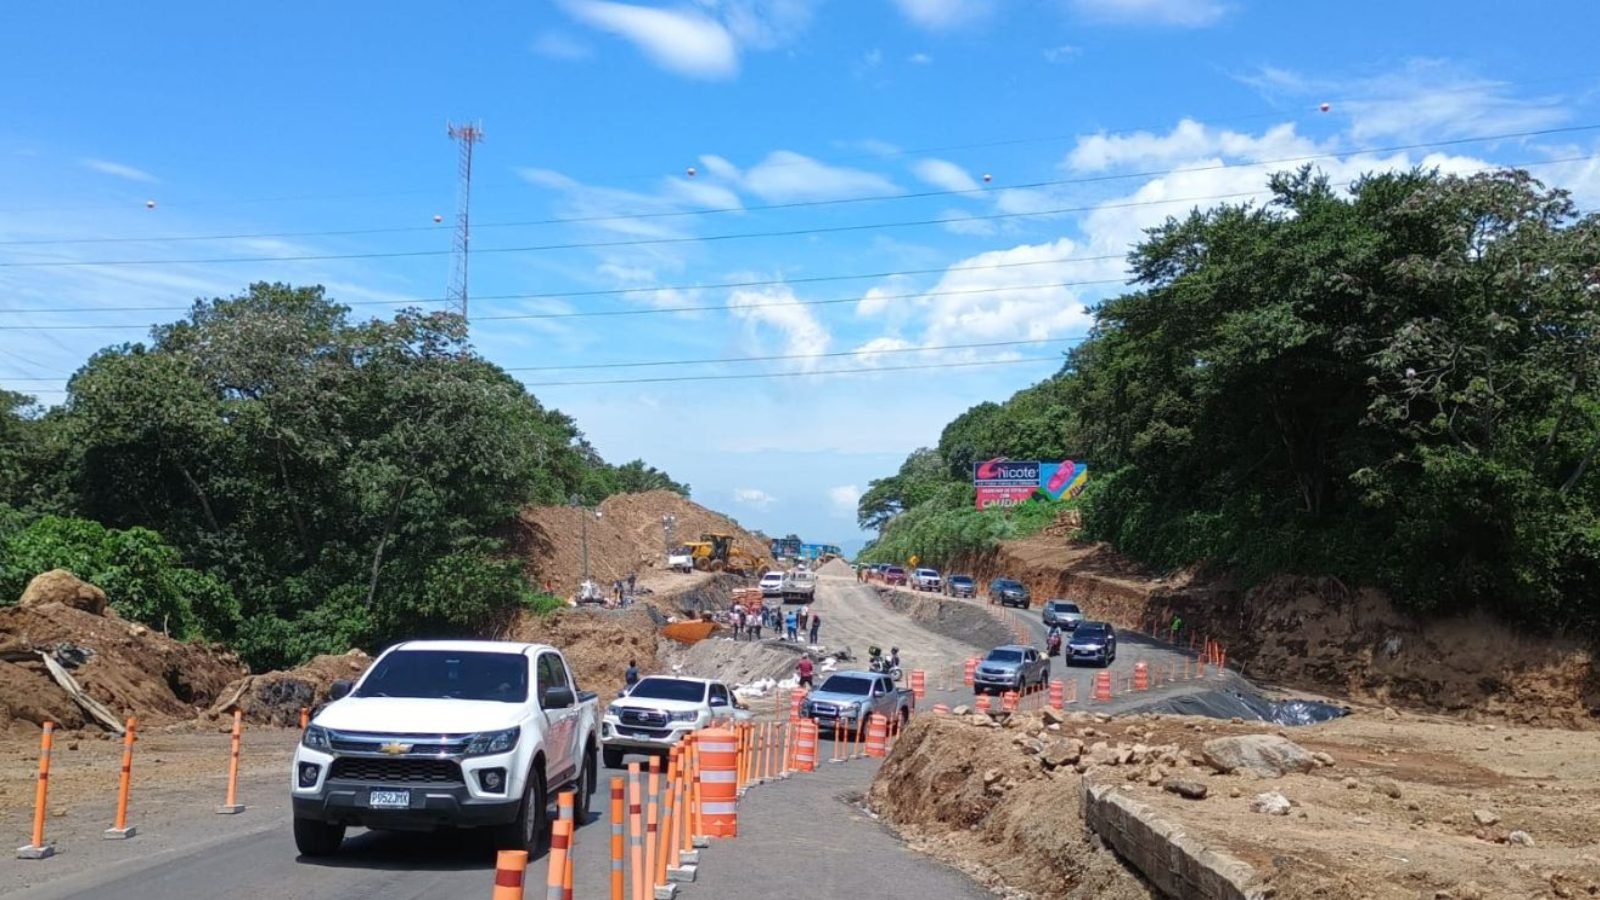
[379,742,413,755]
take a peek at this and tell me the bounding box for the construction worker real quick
[798,604,810,635]
[625,659,640,689]
[796,655,814,688]
[785,608,798,642]
[808,612,821,645]
[628,571,637,595]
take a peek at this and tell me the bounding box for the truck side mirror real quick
[329,680,353,701]
[542,685,576,709]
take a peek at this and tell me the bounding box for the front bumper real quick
[972,672,1022,692]
[1067,648,1109,663]
[601,718,696,751]
[292,785,521,830]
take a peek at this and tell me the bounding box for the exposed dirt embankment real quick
[509,605,661,697]
[955,536,1598,728]
[874,587,1014,650]
[870,712,1154,899]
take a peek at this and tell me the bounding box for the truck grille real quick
[329,758,463,784]
[620,709,669,728]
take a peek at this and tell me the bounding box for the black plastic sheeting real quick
[1130,688,1350,727]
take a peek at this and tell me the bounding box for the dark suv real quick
[1065,621,1117,667]
[989,578,1030,608]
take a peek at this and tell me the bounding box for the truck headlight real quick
[301,725,331,752]
[668,710,698,722]
[465,727,520,756]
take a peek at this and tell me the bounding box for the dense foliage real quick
[1,283,687,667]
[862,168,1600,635]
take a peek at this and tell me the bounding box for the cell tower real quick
[445,121,484,320]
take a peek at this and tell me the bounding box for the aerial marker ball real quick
[145,200,156,209]
[686,166,697,177]
[1319,102,1332,113]
[982,173,992,183]
[433,214,443,223]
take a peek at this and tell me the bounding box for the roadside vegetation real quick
[0,284,686,668]
[862,167,1600,635]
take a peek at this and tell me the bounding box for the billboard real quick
[972,458,1089,509]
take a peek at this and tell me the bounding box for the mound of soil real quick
[870,712,1154,899]
[957,536,1598,727]
[815,558,854,578]
[874,588,1013,650]
[0,591,245,733]
[508,606,660,698]
[662,637,808,687]
[514,491,773,598]
[206,650,374,727]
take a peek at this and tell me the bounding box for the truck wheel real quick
[575,743,597,824]
[494,768,547,852]
[293,817,345,857]
[603,746,625,769]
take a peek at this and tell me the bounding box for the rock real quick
[1343,777,1360,790]
[128,624,148,638]
[1311,752,1336,767]
[983,769,1002,786]
[1371,778,1403,799]
[1472,809,1500,826]
[1040,708,1063,726]
[66,742,79,751]
[1508,830,1535,847]
[18,569,109,616]
[1040,739,1083,771]
[1164,778,1208,800]
[1383,706,1400,720]
[1250,791,1292,816]
[1229,787,1242,798]
[1230,716,1244,724]
[952,705,971,716]
[970,714,995,728]
[1201,734,1316,778]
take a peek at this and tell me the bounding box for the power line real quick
[9,68,1596,217]
[502,336,1084,371]
[0,278,1130,335]
[520,356,1065,387]
[0,255,1105,315]
[7,123,1599,249]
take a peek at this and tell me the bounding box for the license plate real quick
[369,790,411,809]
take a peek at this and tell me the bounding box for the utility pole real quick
[445,121,484,321]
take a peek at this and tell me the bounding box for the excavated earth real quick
[874,706,1600,900]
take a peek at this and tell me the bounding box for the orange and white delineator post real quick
[610,776,625,900]
[105,717,138,839]
[546,818,572,900]
[216,709,244,814]
[492,849,529,900]
[628,763,645,900]
[17,722,55,859]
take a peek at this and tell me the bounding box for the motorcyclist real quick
[888,647,901,672]
[1046,625,1062,657]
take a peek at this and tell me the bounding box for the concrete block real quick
[668,864,698,883]
[692,836,710,848]
[103,826,137,840]
[678,849,701,865]
[16,844,54,860]
[653,884,679,900]
[216,804,245,815]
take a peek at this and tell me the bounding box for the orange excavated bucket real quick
[662,620,719,644]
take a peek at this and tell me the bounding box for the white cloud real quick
[828,485,862,514]
[727,283,832,370]
[1067,119,1324,172]
[911,158,979,192]
[851,336,917,367]
[1043,44,1081,63]
[734,487,776,508]
[1068,0,1229,27]
[703,151,903,202]
[560,1,739,79]
[908,52,933,65]
[1239,59,1570,144]
[913,239,1098,347]
[80,159,157,183]
[531,31,592,60]
[891,0,994,30]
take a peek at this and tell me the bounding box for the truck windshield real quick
[627,678,708,702]
[355,650,528,703]
[986,649,1024,663]
[818,675,873,695]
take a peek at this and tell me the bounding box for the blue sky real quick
[4,0,1600,549]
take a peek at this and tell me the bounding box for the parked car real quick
[1064,621,1118,667]
[1042,599,1084,630]
[601,676,748,767]
[291,640,599,857]
[945,574,976,598]
[972,644,1050,695]
[989,578,1030,608]
[802,671,914,737]
[883,565,908,586]
[911,568,942,592]
[759,571,785,598]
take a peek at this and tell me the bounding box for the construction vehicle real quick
[685,533,764,575]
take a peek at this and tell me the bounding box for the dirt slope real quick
[514,490,773,596]
[958,535,1598,728]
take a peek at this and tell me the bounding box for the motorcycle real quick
[867,647,904,682]
[1046,631,1062,657]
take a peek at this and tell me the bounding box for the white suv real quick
[601,676,747,767]
[759,571,785,598]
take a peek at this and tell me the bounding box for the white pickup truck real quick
[290,640,599,857]
[601,675,750,767]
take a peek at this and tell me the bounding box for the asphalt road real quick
[12,751,982,900]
